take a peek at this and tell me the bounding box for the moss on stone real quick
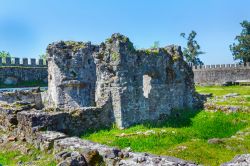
[144,49,159,55]
[64,41,86,53]
[111,52,120,61]
[105,38,113,44]
[172,54,181,61]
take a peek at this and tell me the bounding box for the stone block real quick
[31,58,36,66]
[6,57,11,65]
[14,58,20,65]
[34,131,67,151]
[38,59,44,66]
[22,58,28,65]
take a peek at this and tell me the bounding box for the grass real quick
[196,85,250,107]
[0,80,47,88]
[196,85,250,96]
[0,141,56,166]
[81,85,250,166]
[0,85,249,165]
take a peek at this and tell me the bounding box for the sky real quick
[0,0,250,64]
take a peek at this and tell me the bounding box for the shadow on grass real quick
[81,108,202,137]
[143,108,203,128]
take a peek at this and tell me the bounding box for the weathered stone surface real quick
[46,41,98,109]
[119,152,197,166]
[55,151,87,166]
[223,93,240,99]
[0,101,36,131]
[16,110,68,142]
[207,138,225,144]
[16,105,113,138]
[46,33,202,128]
[193,65,250,85]
[4,76,18,85]
[53,134,197,166]
[221,154,250,166]
[0,66,47,85]
[34,131,67,151]
[0,88,43,109]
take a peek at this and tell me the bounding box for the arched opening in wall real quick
[143,75,152,98]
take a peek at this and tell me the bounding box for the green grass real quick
[0,80,47,88]
[0,141,56,166]
[196,85,250,96]
[81,86,250,166]
[1,85,249,165]
[196,85,250,107]
[81,111,250,166]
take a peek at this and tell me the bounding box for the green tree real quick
[230,20,250,63]
[39,54,48,61]
[151,41,160,49]
[0,51,11,58]
[180,31,204,65]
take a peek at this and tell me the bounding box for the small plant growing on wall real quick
[111,52,119,61]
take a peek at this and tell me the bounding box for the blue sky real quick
[0,0,250,64]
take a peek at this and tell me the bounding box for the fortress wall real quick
[193,63,250,85]
[0,57,48,85]
[1,56,250,86]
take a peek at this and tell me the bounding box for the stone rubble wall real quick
[46,33,201,129]
[0,99,198,165]
[46,42,98,108]
[94,34,198,128]
[0,88,43,108]
[0,90,113,136]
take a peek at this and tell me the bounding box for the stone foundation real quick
[0,92,197,165]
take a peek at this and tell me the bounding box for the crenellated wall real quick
[1,57,250,86]
[193,63,250,85]
[0,57,48,85]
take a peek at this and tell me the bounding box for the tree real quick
[151,41,160,49]
[39,54,48,60]
[180,31,204,65]
[0,51,11,58]
[230,20,250,63]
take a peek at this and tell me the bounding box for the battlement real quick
[192,62,250,70]
[0,57,47,67]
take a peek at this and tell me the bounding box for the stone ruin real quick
[44,33,201,128]
[0,33,203,165]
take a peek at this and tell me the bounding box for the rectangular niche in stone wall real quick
[143,74,152,98]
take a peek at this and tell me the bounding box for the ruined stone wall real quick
[0,57,47,85]
[46,33,199,129]
[193,64,250,85]
[0,98,197,165]
[94,34,197,128]
[46,41,98,108]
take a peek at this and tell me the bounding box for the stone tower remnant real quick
[46,33,201,128]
